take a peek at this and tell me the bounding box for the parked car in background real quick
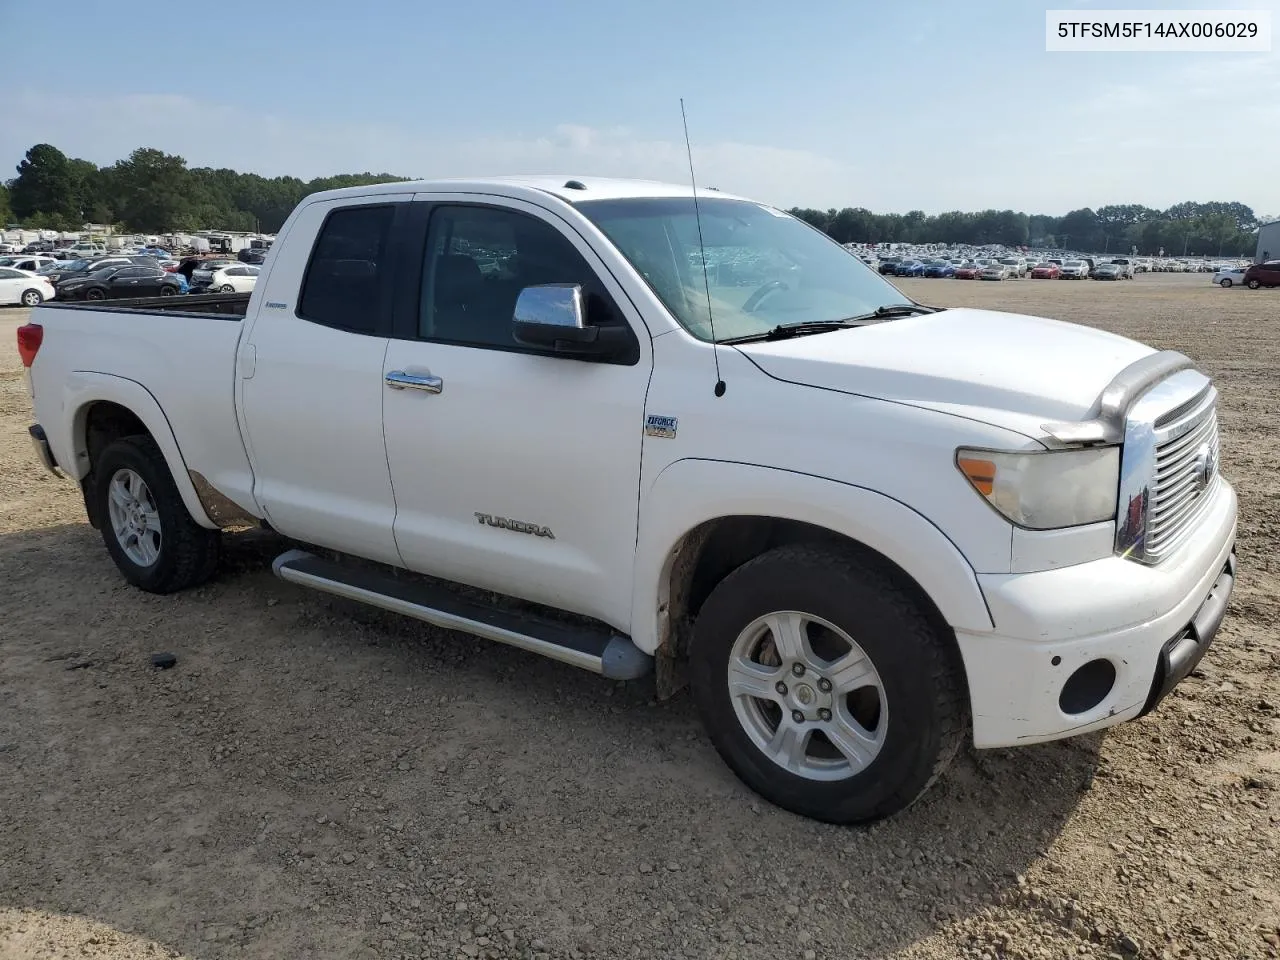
[1212,266,1247,288]
[40,256,161,285]
[0,255,59,273]
[238,246,271,265]
[204,264,260,293]
[0,267,56,306]
[954,263,983,279]
[1110,259,1135,279]
[979,263,1011,280]
[189,258,247,291]
[877,256,903,275]
[894,260,927,277]
[1030,262,1061,279]
[54,264,183,301]
[65,241,108,258]
[1060,260,1089,279]
[923,260,956,278]
[997,257,1025,278]
[1092,263,1124,281]
[1243,261,1280,289]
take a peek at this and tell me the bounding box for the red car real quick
[1242,260,1280,289]
[1030,262,1061,279]
[954,263,982,279]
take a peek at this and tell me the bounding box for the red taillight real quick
[17,323,43,368]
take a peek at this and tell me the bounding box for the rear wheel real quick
[1220,278,1232,288]
[160,286,176,297]
[93,435,220,593]
[689,544,967,824]
[20,288,43,307]
[219,284,235,293]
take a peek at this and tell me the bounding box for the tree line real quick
[0,142,1265,257]
[788,201,1262,257]
[0,143,404,235]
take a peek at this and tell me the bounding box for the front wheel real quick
[160,286,176,297]
[93,435,220,593]
[689,544,967,824]
[20,288,43,307]
[1248,279,1261,289]
[85,288,106,301]
[219,284,235,293]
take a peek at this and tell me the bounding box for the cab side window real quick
[418,205,628,352]
[298,204,395,334]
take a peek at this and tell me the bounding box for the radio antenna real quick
[680,98,725,398]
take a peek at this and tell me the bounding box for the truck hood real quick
[734,307,1154,437]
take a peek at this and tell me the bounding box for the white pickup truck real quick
[20,177,1237,824]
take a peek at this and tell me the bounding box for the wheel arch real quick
[632,460,993,697]
[65,373,216,530]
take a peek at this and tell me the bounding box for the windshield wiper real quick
[845,303,941,321]
[720,319,865,344]
[719,303,941,345]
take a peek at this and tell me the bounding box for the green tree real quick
[112,148,196,232]
[9,143,81,226]
[0,182,12,226]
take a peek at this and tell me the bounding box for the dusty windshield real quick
[577,196,912,341]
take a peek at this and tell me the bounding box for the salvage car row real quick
[0,253,259,305]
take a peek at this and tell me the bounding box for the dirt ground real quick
[1,273,1277,960]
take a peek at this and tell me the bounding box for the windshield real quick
[576,196,912,342]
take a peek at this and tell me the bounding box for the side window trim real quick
[294,200,411,338]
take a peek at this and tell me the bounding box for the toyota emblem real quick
[1193,443,1217,493]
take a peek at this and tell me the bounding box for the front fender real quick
[60,371,216,529]
[630,459,994,655]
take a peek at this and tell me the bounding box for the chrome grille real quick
[1114,368,1220,564]
[1147,408,1218,561]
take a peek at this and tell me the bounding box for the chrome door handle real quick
[385,370,443,394]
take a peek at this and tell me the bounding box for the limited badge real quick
[644,415,678,439]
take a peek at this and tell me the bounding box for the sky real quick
[2,0,1277,217]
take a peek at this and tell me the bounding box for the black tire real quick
[1220,279,1232,288]
[93,434,220,593]
[160,286,176,297]
[689,543,967,824]
[20,288,43,307]
[1248,279,1261,289]
[85,288,106,301]
[219,284,235,293]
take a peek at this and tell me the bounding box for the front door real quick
[237,196,413,565]
[381,196,653,630]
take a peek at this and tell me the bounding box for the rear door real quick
[236,195,415,565]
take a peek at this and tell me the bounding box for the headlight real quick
[955,446,1119,530]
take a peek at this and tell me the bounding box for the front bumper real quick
[956,480,1237,748]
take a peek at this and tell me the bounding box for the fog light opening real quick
[1059,659,1117,715]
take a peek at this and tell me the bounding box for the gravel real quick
[0,275,1276,959]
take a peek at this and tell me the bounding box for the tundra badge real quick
[474,513,555,539]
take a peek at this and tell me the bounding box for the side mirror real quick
[512,283,630,359]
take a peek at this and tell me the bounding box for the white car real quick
[996,257,1025,278]
[1212,267,1246,288]
[21,175,1238,826]
[0,255,59,273]
[206,265,260,293]
[0,267,56,306]
[1060,260,1089,279]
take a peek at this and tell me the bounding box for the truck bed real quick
[26,292,259,524]
[37,292,251,319]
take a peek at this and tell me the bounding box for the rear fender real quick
[630,459,995,655]
[62,371,216,529]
